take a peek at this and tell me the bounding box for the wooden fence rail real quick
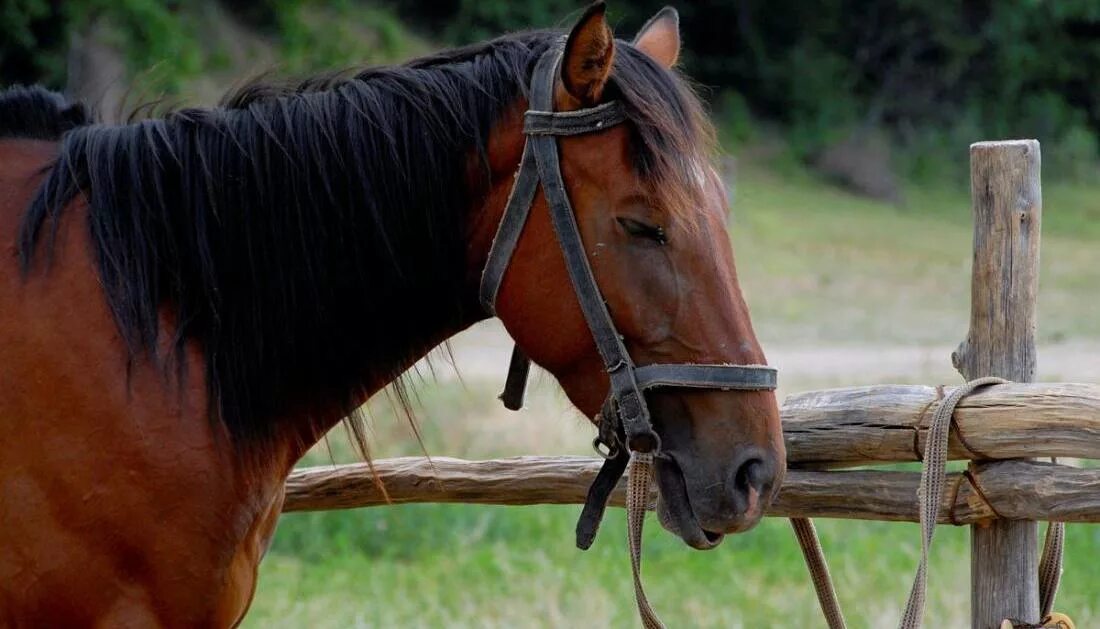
[776,382,1100,467]
[284,382,1100,523]
[283,456,1100,525]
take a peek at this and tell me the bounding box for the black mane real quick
[16,31,711,448]
[0,85,90,140]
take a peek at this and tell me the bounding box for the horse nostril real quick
[690,450,779,535]
[733,457,766,494]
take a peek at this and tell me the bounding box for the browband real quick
[523,101,627,136]
[478,43,778,551]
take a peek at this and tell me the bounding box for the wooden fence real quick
[283,140,1091,628]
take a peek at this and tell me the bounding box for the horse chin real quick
[653,454,725,550]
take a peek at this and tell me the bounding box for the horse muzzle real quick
[654,447,781,549]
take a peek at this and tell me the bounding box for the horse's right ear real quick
[561,2,615,107]
[633,7,680,69]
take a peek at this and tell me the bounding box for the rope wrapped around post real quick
[899,378,1068,629]
[782,378,1072,629]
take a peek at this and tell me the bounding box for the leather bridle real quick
[480,44,778,550]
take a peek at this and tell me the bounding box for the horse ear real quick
[632,6,680,69]
[561,2,615,106]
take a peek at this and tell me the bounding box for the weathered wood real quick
[953,141,1042,387]
[282,456,1100,525]
[954,139,1042,628]
[284,456,604,511]
[782,382,1100,467]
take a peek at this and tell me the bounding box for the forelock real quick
[610,41,715,228]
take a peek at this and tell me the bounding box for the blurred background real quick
[4,1,1100,626]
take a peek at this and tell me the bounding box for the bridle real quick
[479,43,778,550]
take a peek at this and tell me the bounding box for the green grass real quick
[250,507,1100,628]
[249,508,956,628]
[730,158,1100,344]
[244,158,1100,627]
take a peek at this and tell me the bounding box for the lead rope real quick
[796,376,1067,628]
[626,450,848,629]
[899,377,1068,629]
[900,377,1006,629]
[626,451,666,629]
[1035,461,1066,629]
[625,378,1065,629]
[1038,500,1064,621]
[791,517,848,629]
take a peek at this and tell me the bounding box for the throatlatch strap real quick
[480,60,626,313]
[498,345,532,411]
[479,139,540,314]
[478,49,634,417]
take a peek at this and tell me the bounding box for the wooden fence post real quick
[952,140,1042,627]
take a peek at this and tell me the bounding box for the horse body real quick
[0,134,482,623]
[0,6,784,625]
[0,139,273,625]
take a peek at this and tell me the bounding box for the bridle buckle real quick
[592,437,619,460]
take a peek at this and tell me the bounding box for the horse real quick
[0,3,783,625]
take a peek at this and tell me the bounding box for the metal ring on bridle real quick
[592,437,619,460]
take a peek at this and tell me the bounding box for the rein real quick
[479,43,778,626]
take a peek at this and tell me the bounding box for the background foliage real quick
[3,3,1100,626]
[3,0,1098,181]
[1,0,421,99]
[387,0,1100,181]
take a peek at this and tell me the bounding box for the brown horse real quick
[0,4,782,626]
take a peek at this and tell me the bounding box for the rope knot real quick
[999,612,1075,629]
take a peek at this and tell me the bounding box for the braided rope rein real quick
[626,451,665,629]
[900,378,1067,629]
[623,378,1066,628]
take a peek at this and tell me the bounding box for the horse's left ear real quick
[561,2,615,106]
[633,6,680,69]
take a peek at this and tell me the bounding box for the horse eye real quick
[616,217,668,245]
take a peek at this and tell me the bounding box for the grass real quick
[249,511,1100,628]
[730,157,1100,344]
[250,507,980,628]
[244,156,1100,627]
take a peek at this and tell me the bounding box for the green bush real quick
[4,0,1099,181]
[1,0,421,96]
[386,0,1100,181]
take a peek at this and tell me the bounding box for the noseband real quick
[480,44,778,549]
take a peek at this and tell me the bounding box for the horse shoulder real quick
[0,138,289,626]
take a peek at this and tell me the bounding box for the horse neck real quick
[271,106,534,460]
[281,106,533,462]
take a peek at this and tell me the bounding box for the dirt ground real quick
[434,320,1100,397]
